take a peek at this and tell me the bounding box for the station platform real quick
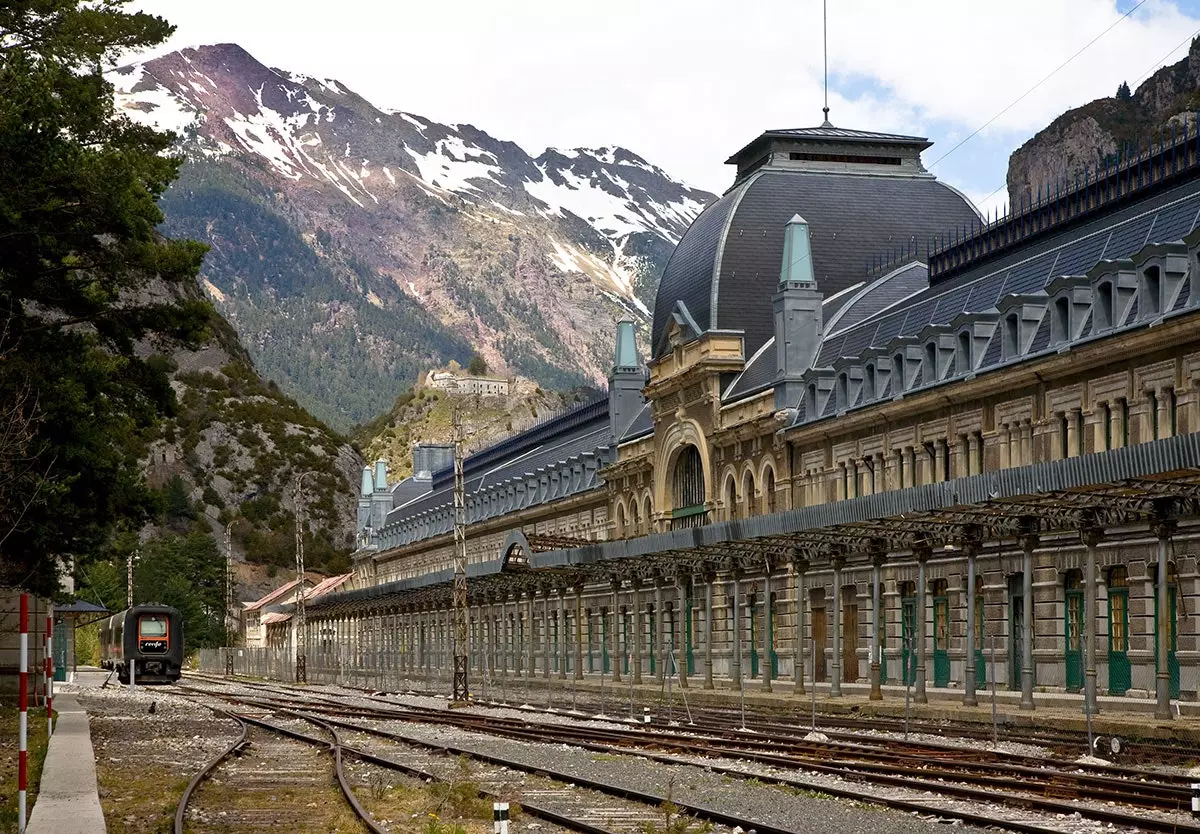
[453,673,1200,746]
[27,673,107,834]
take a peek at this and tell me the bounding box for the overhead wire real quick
[929,0,1148,171]
[968,17,1200,217]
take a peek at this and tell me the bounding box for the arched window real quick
[763,468,777,514]
[725,475,739,521]
[671,446,706,529]
[742,470,756,517]
[642,494,653,534]
[615,501,627,537]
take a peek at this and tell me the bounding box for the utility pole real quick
[127,548,139,609]
[293,470,318,684]
[225,519,236,645]
[451,406,470,704]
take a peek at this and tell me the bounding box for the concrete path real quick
[27,693,106,834]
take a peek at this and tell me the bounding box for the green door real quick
[1107,567,1130,695]
[901,596,917,686]
[1065,587,1083,691]
[53,621,68,682]
[1154,585,1180,699]
[933,595,950,687]
[749,599,759,678]
[1009,593,1023,691]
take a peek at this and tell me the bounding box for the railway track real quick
[172,709,383,834]
[179,675,1200,833]
[169,689,711,834]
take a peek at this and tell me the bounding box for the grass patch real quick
[0,703,52,834]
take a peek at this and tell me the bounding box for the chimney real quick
[356,466,373,539]
[371,458,390,530]
[608,318,646,442]
[773,214,823,410]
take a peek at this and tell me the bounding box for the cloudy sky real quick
[131,0,1200,213]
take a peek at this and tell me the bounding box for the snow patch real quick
[383,166,396,185]
[398,113,429,132]
[404,136,503,194]
[110,65,200,135]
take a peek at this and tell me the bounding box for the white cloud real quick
[129,0,1200,196]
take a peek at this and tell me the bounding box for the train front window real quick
[139,615,167,637]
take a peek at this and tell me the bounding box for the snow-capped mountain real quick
[112,44,712,427]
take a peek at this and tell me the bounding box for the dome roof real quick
[650,126,980,359]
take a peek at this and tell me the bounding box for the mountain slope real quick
[113,44,713,429]
[1008,37,1200,205]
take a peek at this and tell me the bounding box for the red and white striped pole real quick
[46,608,53,736]
[18,593,29,833]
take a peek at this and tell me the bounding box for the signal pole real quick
[127,549,139,609]
[451,406,470,705]
[225,519,236,645]
[293,470,318,683]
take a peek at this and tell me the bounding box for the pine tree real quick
[1116,81,1132,101]
[0,1,212,595]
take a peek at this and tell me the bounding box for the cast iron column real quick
[1081,523,1102,718]
[676,572,689,688]
[558,586,567,681]
[963,541,979,707]
[914,545,929,704]
[632,577,643,685]
[793,556,807,695]
[762,565,773,692]
[730,569,743,690]
[831,555,844,697]
[610,578,622,683]
[869,550,884,701]
[1020,521,1038,710]
[1154,513,1177,720]
[574,586,584,681]
[703,570,715,689]
[654,578,665,684]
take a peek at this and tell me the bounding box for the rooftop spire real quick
[821,0,832,127]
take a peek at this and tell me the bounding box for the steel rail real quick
[172,711,247,834]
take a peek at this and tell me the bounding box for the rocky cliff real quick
[1008,37,1200,205]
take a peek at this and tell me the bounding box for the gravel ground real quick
[79,683,240,834]
[344,716,996,834]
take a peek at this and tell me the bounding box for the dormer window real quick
[1141,265,1161,318]
[956,332,971,374]
[1096,282,1113,331]
[924,342,937,382]
[893,353,905,392]
[807,383,817,411]
[864,364,876,400]
[836,372,848,411]
[1003,313,1019,359]
[1052,296,1070,344]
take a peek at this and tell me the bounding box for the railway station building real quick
[308,121,1200,717]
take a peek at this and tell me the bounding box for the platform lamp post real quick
[293,469,319,684]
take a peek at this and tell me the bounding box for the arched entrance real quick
[671,445,706,529]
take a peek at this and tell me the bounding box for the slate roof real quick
[723,338,777,402]
[726,125,933,165]
[618,401,654,443]
[812,174,1200,372]
[825,261,929,336]
[379,397,612,535]
[650,168,978,360]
